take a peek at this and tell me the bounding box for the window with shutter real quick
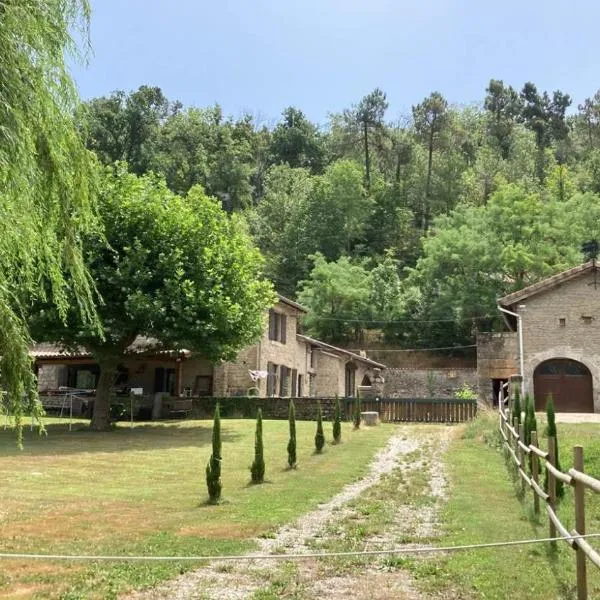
[281,314,287,344]
[268,310,276,341]
[291,369,297,396]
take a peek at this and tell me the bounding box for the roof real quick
[498,261,597,308]
[296,334,386,369]
[277,293,308,313]
[30,337,191,361]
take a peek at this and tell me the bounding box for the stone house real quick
[477,261,600,412]
[33,295,385,410]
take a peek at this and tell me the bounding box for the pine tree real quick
[333,396,342,444]
[250,409,265,484]
[545,395,564,499]
[512,387,522,425]
[315,402,325,453]
[287,400,297,469]
[206,403,222,503]
[353,395,362,430]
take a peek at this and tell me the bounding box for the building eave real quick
[498,261,597,309]
[296,334,386,369]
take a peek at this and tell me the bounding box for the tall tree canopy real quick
[0,0,98,437]
[34,167,275,430]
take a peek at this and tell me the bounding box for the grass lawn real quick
[0,416,395,600]
[416,412,600,599]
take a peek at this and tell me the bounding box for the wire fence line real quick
[2,534,600,563]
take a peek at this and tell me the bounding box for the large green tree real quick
[298,253,372,343]
[34,167,275,430]
[0,0,98,437]
[412,92,449,231]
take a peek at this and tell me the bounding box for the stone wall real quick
[476,332,519,404]
[190,396,345,421]
[383,368,478,399]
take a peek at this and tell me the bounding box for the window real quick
[309,347,316,369]
[582,315,593,324]
[267,362,278,396]
[279,366,290,396]
[559,318,566,327]
[309,373,316,397]
[298,374,303,397]
[154,367,176,395]
[345,363,356,397]
[193,375,212,396]
[268,310,287,343]
[291,369,298,396]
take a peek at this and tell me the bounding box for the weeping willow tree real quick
[0,1,99,441]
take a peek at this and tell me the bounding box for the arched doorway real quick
[533,359,593,412]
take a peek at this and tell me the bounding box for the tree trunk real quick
[424,126,434,232]
[90,359,118,431]
[363,121,371,192]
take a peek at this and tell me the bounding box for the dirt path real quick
[125,425,452,600]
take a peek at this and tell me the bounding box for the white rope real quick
[2,533,599,562]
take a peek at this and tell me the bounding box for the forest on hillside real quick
[78,82,600,348]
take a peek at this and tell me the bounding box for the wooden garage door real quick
[534,359,593,413]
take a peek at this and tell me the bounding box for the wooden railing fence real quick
[499,397,600,599]
[353,397,477,423]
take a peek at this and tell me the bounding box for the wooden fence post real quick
[531,431,540,515]
[548,436,557,544]
[574,445,587,600]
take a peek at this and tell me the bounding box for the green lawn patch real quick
[0,417,394,599]
[419,413,600,599]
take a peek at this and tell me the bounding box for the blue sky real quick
[72,0,600,126]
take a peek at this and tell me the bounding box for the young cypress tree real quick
[353,395,361,430]
[512,387,522,425]
[332,396,342,444]
[250,408,265,484]
[206,403,222,503]
[287,400,297,469]
[315,402,325,453]
[544,395,564,499]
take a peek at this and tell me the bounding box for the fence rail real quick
[499,401,600,599]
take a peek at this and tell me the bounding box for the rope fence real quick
[3,534,600,562]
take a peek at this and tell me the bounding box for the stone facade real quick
[478,263,600,411]
[33,295,385,404]
[384,368,478,399]
[476,332,519,404]
[516,270,600,411]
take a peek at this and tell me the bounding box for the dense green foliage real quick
[33,166,275,430]
[0,0,99,439]
[333,396,342,444]
[250,409,265,484]
[287,400,297,468]
[314,403,325,453]
[206,404,222,503]
[78,80,600,347]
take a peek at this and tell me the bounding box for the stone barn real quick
[477,261,600,412]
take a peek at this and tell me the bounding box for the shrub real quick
[287,400,297,469]
[544,395,564,499]
[315,402,325,453]
[250,408,265,484]
[332,396,342,444]
[206,403,222,503]
[512,387,522,425]
[454,383,477,400]
[353,395,361,430]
